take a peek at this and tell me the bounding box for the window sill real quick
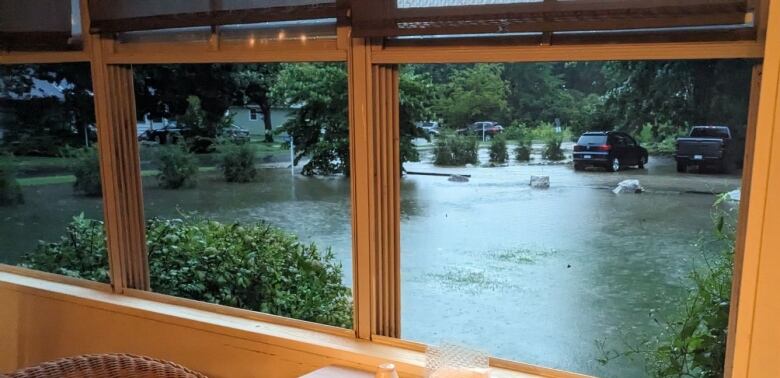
[0,270,583,378]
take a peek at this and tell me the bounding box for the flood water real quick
[0,153,740,377]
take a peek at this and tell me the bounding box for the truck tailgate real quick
[677,138,723,157]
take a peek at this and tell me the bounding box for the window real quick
[133,63,353,329]
[398,60,752,376]
[249,108,259,121]
[0,63,109,283]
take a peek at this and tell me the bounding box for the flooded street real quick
[399,155,739,377]
[0,152,740,377]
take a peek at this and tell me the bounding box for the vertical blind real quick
[0,0,75,50]
[351,0,751,38]
[88,0,341,33]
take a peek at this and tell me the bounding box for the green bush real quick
[433,133,478,166]
[71,147,102,197]
[19,213,109,282]
[528,122,573,143]
[514,142,532,162]
[489,136,508,164]
[220,143,257,183]
[20,214,353,328]
[542,136,565,161]
[0,155,24,206]
[156,146,198,189]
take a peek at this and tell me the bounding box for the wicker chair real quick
[2,353,208,378]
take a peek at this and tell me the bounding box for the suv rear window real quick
[690,127,730,139]
[577,135,607,145]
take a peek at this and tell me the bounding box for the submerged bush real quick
[20,214,353,328]
[433,133,478,166]
[0,155,24,206]
[220,143,257,183]
[489,136,508,164]
[71,147,102,196]
[156,146,198,189]
[542,136,565,161]
[514,142,532,162]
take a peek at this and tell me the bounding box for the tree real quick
[594,60,755,139]
[436,64,509,129]
[273,63,350,176]
[0,64,95,156]
[501,63,576,127]
[133,64,280,141]
[274,64,435,176]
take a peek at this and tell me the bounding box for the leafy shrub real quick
[542,136,565,161]
[489,136,508,164]
[528,121,573,143]
[219,143,257,183]
[156,146,198,189]
[0,155,24,206]
[71,147,102,196]
[433,133,478,166]
[19,213,109,282]
[514,142,532,162]
[20,214,353,328]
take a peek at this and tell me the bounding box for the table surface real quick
[299,365,375,378]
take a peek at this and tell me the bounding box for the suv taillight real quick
[593,145,612,151]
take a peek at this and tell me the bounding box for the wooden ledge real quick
[0,271,567,378]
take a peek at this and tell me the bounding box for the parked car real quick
[418,121,440,136]
[573,131,648,172]
[221,125,251,144]
[675,126,733,173]
[457,121,504,138]
[145,124,184,144]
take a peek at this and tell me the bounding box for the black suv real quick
[573,131,648,172]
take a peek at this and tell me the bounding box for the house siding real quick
[229,107,294,137]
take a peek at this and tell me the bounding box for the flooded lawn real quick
[0,154,740,377]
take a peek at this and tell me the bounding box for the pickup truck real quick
[675,126,732,173]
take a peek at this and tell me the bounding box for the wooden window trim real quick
[0,0,778,376]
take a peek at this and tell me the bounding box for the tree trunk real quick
[260,102,273,143]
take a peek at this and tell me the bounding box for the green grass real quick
[18,167,220,187]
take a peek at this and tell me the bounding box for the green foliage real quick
[21,214,353,328]
[436,64,509,129]
[176,96,232,153]
[594,60,753,140]
[275,64,431,175]
[542,136,565,161]
[273,63,349,176]
[489,136,508,164]
[399,68,436,164]
[527,122,574,142]
[71,147,102,197]
[433,133,478,166]
[19,213,110,282]
[156,146,198,189]
[514,142,532,162]
[0,155,24,206]
[219,142,257,183]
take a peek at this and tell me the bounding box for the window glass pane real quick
[0,63,108,282]
[134,63,352,328]
[399,60,752,376]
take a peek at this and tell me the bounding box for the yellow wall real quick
[0,286,337,377]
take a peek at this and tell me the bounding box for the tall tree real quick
[436,64,509,129]
[594,60,755,139]
[274,63,435,176]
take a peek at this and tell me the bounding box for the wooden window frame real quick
[1,0,778,376]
